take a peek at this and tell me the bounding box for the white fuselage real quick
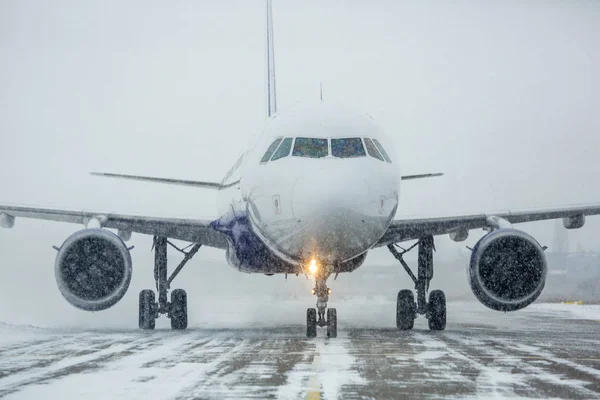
[218,105,400,269]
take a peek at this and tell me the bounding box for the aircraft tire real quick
[170,289,188,330]
[327,308,337,338]
[307,308,317,338]
[428,290,446,331]
[397,290,415,330]
[139,289,156,330]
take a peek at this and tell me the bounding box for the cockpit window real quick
[363,138,385,161]
[331,138,366,158]
[292,138,329,158]
[271,137,293,161]
[372,139,391,163]
[261,138,283,163]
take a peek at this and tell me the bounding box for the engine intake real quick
[468,229,546,312]
[55,229,132,311]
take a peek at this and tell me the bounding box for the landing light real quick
[311,289,316,295]
[308,259,318,275]
[328,288,332,295]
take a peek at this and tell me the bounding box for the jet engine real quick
[468,229,546,312]
[55,229,132,311]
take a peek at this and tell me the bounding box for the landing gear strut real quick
[139,236,201,330]
[388,236,446,331]
[307,268,337,338]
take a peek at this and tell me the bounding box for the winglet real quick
[401,173,444,181]
[266,0,277,118]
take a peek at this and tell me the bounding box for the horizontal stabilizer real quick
[91,172,238,190]
[401,173,444,181]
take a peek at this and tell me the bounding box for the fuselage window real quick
[271,137,293,161]
[331,138,366,158]
[292,138,329,158]
[372,138,392,163]
[363,138,385,161]
[261,138,283,163]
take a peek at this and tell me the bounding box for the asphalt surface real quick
[1,301,599,399]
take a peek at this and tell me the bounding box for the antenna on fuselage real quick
[265,0,277,118]
[320,82,324,103]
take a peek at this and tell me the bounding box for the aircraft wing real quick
[89,172,240,189]
[375,203,600,247]
[0,204,228,249]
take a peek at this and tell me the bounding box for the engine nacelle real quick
[55,229,132,311]
[449,227,469,242]
[563,214,585,229]
[468,229,546,312]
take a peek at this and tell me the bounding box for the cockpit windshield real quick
[271,137,293,161]
[372,138,391,163]
[363,138,385,161]
[261,137,390,163]
[292,138,328,158]
[331,138,366,158]
[260,138,283,163]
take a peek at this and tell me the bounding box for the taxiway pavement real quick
[1,301,599,399]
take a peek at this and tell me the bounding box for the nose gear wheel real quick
[306,267,337,338]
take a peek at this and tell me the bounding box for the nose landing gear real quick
[388,236,446,331]
[306,269,337,338]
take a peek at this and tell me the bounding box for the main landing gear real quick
[388,236,446,331]
[307,268,337,338]
[139,236,202,330]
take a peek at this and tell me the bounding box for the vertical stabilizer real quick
[266,0,277,118]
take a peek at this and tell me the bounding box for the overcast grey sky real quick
[1,0,599,325]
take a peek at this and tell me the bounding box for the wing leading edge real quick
[401,173,444,181]
[376,203,600,247]
[0,204,227,248]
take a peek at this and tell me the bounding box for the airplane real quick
[2,0,600,338]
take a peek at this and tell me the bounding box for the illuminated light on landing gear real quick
[328,288,332,295]
[311,288,316,295]
[308,259,318,275]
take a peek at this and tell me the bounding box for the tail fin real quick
[266,0,277,118]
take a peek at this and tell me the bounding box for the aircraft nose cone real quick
[292,175,368,221]
[291,174,387,262]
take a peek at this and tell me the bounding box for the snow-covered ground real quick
[531,303,600,321]
[1,299,600,399]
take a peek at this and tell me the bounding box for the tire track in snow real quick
[9,332,271,400]
[498,340,600,395]
[411,332,522,398]
[275,332,364,400]
[179,334,315,399]
[0,332,188,398]
[345,329,480,399]
[438,332,600,399]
